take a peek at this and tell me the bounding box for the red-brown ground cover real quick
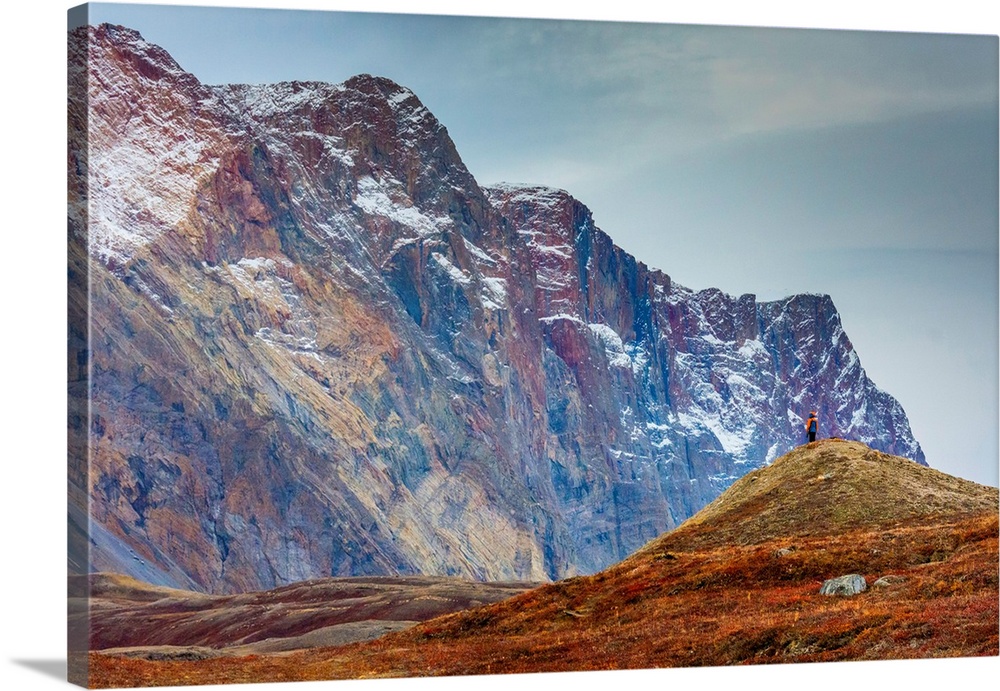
[87,440,1000,687]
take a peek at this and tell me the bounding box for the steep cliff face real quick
[485,184,924,527]
[69,24,924,594]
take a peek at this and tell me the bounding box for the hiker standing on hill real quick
[805,411,818,443]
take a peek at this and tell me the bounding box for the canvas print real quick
[67,2,999,688]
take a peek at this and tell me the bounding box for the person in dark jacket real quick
[805,411,818,443]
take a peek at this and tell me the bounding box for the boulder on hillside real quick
[819,574,867,596]
[872,574,906,588]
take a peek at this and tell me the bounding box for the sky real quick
[80,1,1000,487]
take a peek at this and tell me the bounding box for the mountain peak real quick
[343,73,412,98]
[338,73,439,130]
[486,182,575,204]
[84,23,205,91]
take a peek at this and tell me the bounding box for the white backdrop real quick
[1,2,997,691]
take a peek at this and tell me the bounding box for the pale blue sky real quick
[83,1,999,486]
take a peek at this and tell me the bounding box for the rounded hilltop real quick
[644,438,998,552]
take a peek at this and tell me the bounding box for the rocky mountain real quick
[68,23,925,594]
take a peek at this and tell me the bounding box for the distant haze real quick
[88,1,998,487]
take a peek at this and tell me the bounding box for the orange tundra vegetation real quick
[88,440,999,687]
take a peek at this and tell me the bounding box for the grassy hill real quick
[636,438,997,551]
[88,439,999,687]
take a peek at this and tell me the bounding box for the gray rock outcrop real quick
[820,574,868,596]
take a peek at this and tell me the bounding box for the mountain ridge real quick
[71,22,926,594]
